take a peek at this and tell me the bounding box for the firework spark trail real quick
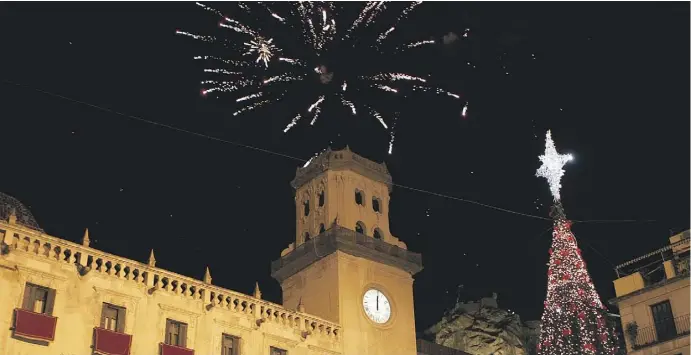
[284,114,303,133]
[194,56,254,67]
[363,1,388,27]
[263,74,303,85]
[377,2,423,45]
[403,39,435,49]
[345,2,378,39]
[370,108,388,129]
[220,18,258,36]
[412,85,460,98]
[342,81,347,92]
[233,98,273,116]
[236,92,263,102]
[308,95,326,113]
[374,84,398,93]
[461,103,468,117]
[367,73,427,82]
[310,108,322,125]
[204,69,242,75]
[176,30,216,42]
[340,95,357,115]
[278,57,305,66]
[195,2,223,16]
[388,112,400,154]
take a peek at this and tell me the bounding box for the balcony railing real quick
[631,314,690,350]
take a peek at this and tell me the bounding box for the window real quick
[355,221,365,235]
[100,303,126,332]
[270,347,287,355]
[651,300,676,342]
[22,283,55,315]
[319,224,326,234]
[318,191,325,207]
[165,319,188,347]
[221,334,240,355]
[303,201,310,216]
[304,232,310,241]
[355,190,363,205]
[373,229,382,240]
[372,197,381,213]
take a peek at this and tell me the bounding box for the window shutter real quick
[116,307,126,333]
[21,284,33,310]
[165,320,172,344]
[235,337,241,355]
[180,323,188,348]
[100,303,108,328]
[45,288,56,315]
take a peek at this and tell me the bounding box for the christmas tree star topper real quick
[536,130,573,201]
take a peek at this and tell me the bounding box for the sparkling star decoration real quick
[536,130,573,201]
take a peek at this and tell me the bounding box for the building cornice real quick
[271,225,423,283]
[608,272,690,305]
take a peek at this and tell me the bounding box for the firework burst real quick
[178,2,468,154]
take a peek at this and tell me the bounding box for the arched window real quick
[304,200,310,216]
[318,191,325,207]
[372,197,381,213]
[355,190,364,206]
[304,232,310,241]
[373,228,383,240]
[319,223,326,234]
[355,221,365,235]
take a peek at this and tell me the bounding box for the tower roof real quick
[291,147,392,191]
[0,192,42,232]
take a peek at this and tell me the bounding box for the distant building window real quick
[304,200,310,216]
[318,191,325,207]
[22,283,55,315]
[373,229,383,240]
[355,221,365,235]
[100,303,126,332]
[270,347,287,355]
[304,232,310,241]
[221,334,240,355]
[319,224,326,234]
[651,300,677,342]
[372,197,381,213]
[165,319,188,347]
[355,190,364,205]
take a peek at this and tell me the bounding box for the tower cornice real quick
[291,148,392,192]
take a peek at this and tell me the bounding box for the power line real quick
[2,80,657,225]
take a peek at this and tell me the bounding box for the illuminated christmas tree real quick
[535,131,619,355]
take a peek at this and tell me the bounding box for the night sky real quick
[1,2,689,332]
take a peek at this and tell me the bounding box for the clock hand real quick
[376,293,379,311]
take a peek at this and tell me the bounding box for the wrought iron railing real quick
[631,314,690,349]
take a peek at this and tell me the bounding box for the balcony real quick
[93,327,133,355]
[271,225,423,283]
[630,314,690,350]
[12,308,57,342]
[160,343,194,355]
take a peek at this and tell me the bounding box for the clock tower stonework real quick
[271,147,423,355]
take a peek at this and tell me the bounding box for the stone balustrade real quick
[0,221,340,340]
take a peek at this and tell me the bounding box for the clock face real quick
[362,288,391,324]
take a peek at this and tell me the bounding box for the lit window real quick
[22,283,55,315]
[100,303,126,332]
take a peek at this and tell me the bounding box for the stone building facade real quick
[610,230,690,355]
[0,147,423,355]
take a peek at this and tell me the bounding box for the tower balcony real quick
[271,225,423,283]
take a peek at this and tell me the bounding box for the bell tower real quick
[271,147,423,355]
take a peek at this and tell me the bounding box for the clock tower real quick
[271,147,423,355]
